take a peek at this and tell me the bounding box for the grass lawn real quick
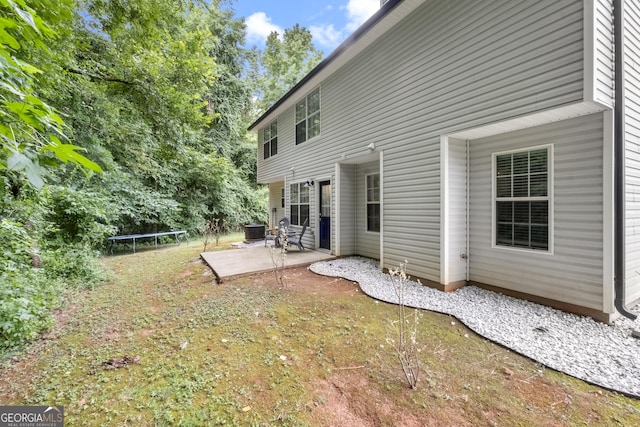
[1,234,639,426]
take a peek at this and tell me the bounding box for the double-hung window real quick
[295,87,320,144]
[494,146,551,251]
[290,183,309,226]
[263,120,277,159]
[366,173,380,232]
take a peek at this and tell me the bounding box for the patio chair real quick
[287,218,308,251]
[265,217,290,247]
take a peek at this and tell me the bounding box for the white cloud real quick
[345,0,380,32]
[310,24,344,48]
[245,12,283,44]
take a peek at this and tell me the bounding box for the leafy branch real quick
[64,67,134,85]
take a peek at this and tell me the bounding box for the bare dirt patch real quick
[312,374,427,427]
[281,266,362,295]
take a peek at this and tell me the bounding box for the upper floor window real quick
[263,120,277,159]
[295,87,320,145]
[494,146,551,251]
[366,173,380,232]
[290,183,310,226]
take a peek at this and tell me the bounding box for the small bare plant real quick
[202,218,221,252]
[268,224,288,287]
[386,260,421,389]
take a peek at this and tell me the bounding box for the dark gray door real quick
[319,181,331,250]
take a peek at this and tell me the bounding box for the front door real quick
[319,180,331,250]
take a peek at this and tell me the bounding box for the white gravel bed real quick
[309,257,640,398]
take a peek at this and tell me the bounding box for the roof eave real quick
[248,0,405,131]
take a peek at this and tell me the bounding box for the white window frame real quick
[263,120,277,159]
[295,87,321,145]
[491,144,554,254]
[289,182,310,226]
[365,173,380,233]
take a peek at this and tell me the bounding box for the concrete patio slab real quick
[200,245,335,282]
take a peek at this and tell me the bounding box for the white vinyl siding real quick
[442,137,468,284]
[257,0,584,281]
[357,162,381,259]
[624,0,640,305]
[593,0,615,107]
[469,114,604,311]
[268,183,285,228]
[338,164,357,255]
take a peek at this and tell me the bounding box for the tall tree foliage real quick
[45,0,266,235]
[0,0,104,351]
[252,24,323,113]
[0,0,101,191]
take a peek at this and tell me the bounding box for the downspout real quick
[613,0,638,321]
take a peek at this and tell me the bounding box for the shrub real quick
[44,185,117,248]
[42,246,108,290]
[0,270,58,350]
[0,218,34,270]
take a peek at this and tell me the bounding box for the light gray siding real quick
[257,0,585,281]
[594,0,615,107]
[268,183,285,228]
[468,114,605,310]
[444,137,468,284]
[624,0,640,304]
[356,161,381,259]
[259,108,295,183]
[338,164,357,255]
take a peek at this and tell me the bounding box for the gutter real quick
[613,0,638,321]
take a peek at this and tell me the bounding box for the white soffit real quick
[449,102,609,140]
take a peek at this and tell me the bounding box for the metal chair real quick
[265,217,290,247]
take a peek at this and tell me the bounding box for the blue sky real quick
[226,0,380,53]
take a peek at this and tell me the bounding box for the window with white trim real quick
[263,120,277,159]
[290,183,309,226]
[494,146,551,251]
[366,173,380,232]
[295,87,320,144]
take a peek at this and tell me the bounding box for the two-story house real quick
[249,0,640,323]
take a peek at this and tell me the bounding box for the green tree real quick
[44,0,267,235]
[253,24,323,114]
[204,3,257,183]
[0,0,101,191]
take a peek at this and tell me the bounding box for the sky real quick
[227,0,381,53]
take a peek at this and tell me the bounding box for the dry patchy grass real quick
[1,238,639,426]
